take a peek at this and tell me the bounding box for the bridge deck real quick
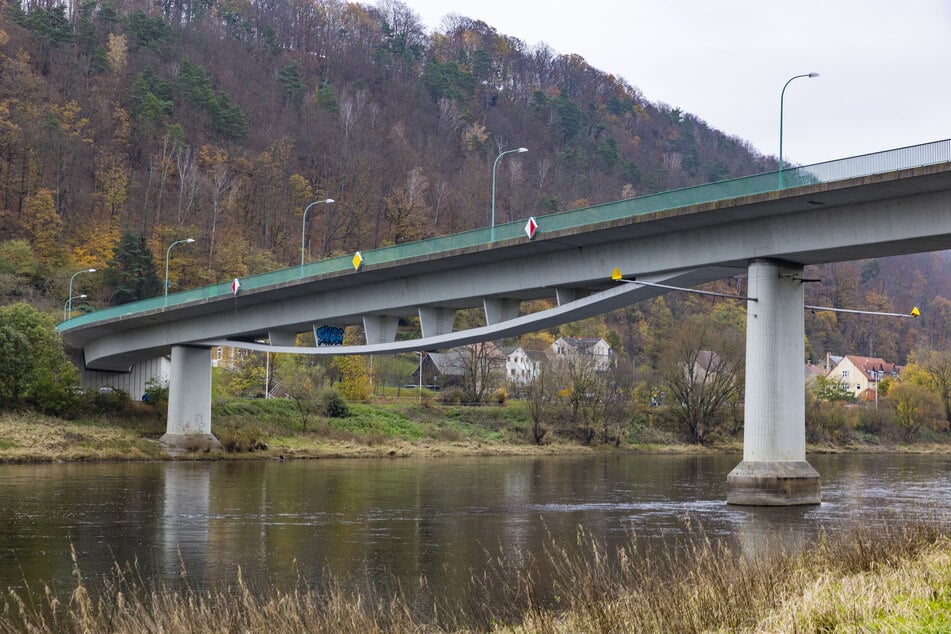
[58,140,951,369]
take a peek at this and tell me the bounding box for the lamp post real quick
[779,72,819,188]
[65,268,96,321]
[63,294,87,322]
[164,238,195,305]
[491,147,527,241]
[413,351,423,404]
[300,198,335,273]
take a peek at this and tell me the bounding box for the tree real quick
[660,316,743,444]
[814,375,855,402]
[280,358,324,431]
[22,188,66,267]
[557,350,604,445]
[525,356,556,444]
[890,382,941,441]
[904,349,951,430]
[0,303,77,413]
[453,342,505,402]
[333,355,372,401]
[105,227,162,304]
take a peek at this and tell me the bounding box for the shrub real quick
[438,388,464,404]
[495,387,508,404]
[215,424,269,452]
[318,388,349,418]
[806,400,857,444]
[92,388,131,416]
[856,406,891,436]
[143,377,169,408]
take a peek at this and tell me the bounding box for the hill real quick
[0,0,948,364]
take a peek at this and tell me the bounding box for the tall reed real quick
[1,519,947,633]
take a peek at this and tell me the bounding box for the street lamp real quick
[491,147,527,241]
[413,351,424,404]
[64,294,87,321]
[65,267,95,321]
[779,72,819,187]
[164,238,195,305]
[300,198,335,273]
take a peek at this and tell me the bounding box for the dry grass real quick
[1,520,948,633]
[0,412,166,462]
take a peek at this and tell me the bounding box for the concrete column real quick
[161,345,222,453]
[727,259,820,505]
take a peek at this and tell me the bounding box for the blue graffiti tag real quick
[315,325,344,346]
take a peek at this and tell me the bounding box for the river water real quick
[0,453,948,603]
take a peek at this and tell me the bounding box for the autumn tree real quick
[904,349,951,430]
[22,188,66,267]
[333,355,372,401]
[890,382,941,440]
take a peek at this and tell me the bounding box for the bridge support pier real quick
[161,345,222,453]
[727,259,820,505]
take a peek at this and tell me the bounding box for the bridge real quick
[59,139,951,505]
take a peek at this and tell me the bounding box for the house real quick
[412,342,506,391]
[412,352,464,389]
[826,355,900,399]
[504,346,548,386]
[211,345,246,370]
[549,337,614,372]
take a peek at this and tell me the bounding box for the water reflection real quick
[162,463,209,576]
[0,454,948,600]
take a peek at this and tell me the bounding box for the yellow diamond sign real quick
[352,251,363,270]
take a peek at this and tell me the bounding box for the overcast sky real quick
[406,0,951,166]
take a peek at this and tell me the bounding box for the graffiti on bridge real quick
[315,325,344,346]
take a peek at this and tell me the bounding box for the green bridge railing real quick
[58,139,951,332]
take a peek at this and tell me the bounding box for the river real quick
[0,453,948,603]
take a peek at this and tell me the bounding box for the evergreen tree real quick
[106,228,161,304]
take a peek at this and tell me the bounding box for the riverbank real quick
[1,519,947,632]
[0,397,949,464]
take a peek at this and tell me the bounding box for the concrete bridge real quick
[59,139,951,505]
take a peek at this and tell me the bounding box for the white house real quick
[549,337,614,372]
[505,346,547,386]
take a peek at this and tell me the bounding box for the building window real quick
[841,370,850,379]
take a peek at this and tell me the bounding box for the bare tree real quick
[453,342,505,402]
[525,356,556,444]
[660,317,744,444]
[556,351,604,445]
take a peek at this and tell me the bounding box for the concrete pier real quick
[727,259,820,505]
[161,345,222,453]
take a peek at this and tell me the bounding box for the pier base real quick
[727,461,820,505]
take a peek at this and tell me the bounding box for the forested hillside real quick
[0,0,947,365]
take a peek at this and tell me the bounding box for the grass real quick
[1,520,948,633]
[1,397,948,463]
[0,411,167,462]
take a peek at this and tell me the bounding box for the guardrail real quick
[58,139,951,332]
